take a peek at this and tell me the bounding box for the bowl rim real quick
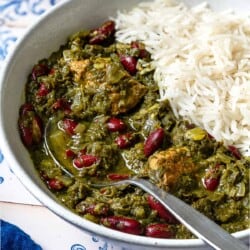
[0,0,249,248]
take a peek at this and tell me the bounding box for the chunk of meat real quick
[69,57,147,115]
[83,57,112,90]
[147,147,196,189]
[108,79,147,115]
[69,60,90,81]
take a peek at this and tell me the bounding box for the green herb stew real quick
[18,20,250,239]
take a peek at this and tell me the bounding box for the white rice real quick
[114,0,250,156]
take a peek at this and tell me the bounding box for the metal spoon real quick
[44,117,74,178]
[92,177,248,250]
[44,119,248,250]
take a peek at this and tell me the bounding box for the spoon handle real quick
[129,178,248,250]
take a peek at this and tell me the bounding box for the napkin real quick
[0,220,42,250]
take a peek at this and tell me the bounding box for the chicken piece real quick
[70,57,147,115]
[147,146,196,189]
[108,79,147,115]
[69,60,90,81]
[83,57,112,90]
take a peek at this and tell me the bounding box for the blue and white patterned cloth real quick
[0,0,60,63]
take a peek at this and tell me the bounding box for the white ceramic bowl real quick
[0,0,249,249]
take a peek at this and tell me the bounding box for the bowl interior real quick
[0,0,249,249]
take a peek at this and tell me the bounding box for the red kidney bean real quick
[100,216,143,235]
[228,145,241,160]
[90,33,109,45]
[79,148,87,155]
[18,104,42,147]
[131,41,149,58]
[31,63,49,81]
[144,128,165,157]
[65,149,76,158]
[115,133,133,149]
[120,55,137,75]
[107,117,126,132]
[52,99,65,110]
[73,154,99,168]
[62,118,78,135]
[20,103,34,116]
[78,203,110,216]
[107,173,129,181]
[203,177,220,191]
[99,20,115,35]
[49,68,55,75]
[89,20,115,45]
[47,178,64,191]
[89,34,106,45]
[87,204,109,216]
[145,223,174,238]
[185,122,196,129]
[19,124,33,147]
[52,99,71,114]
[37,83,49,97]
[19,115,43,147]
[147,195,178,224]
